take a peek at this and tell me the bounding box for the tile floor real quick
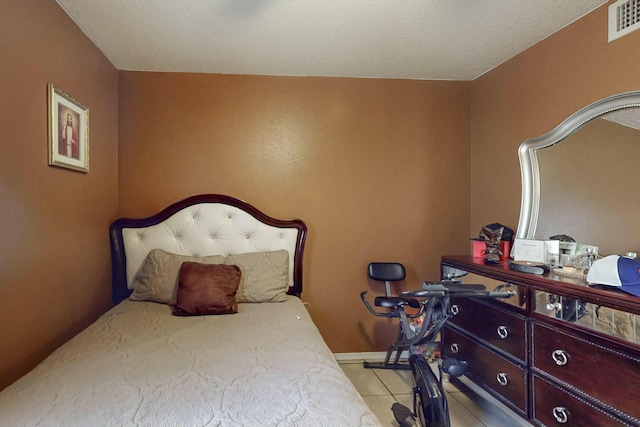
[338,358,533,427]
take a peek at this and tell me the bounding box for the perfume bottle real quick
[572,247,600,273]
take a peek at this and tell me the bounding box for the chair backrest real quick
[368,262,406,296]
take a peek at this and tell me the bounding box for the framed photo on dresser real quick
[47,84,89,173]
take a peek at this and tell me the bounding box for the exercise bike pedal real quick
[391,402,420,427]
[442,358,469,378]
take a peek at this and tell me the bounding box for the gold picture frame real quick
[48,84,89,172]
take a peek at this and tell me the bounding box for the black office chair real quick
[360,262,423,369]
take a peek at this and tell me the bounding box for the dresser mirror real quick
[535,290,639,345]
[464,272,526,309]
[515,91,640,256]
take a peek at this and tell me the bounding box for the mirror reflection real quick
[535,290,639,345]
[536,109,640,256]
[516,91,640,258]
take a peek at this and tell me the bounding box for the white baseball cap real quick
[586,255,640,297]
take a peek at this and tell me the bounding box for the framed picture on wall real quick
[47,84,89,173]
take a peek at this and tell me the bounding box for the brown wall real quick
[470,3,640,238]
[118,73,471,352]
[0,0,118,390]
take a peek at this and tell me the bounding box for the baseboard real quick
[333,351,407,362]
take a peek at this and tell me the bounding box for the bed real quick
[0,194,382,427]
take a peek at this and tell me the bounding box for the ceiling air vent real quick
[609,0,640,42]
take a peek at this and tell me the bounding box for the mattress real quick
[0,297,381,427]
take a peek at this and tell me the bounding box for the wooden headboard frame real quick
[110,194,307,305]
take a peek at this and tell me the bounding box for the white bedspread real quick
[0,297,381,427]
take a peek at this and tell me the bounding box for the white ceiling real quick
[56,0,607,81]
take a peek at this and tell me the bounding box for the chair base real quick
[363,360,411,370]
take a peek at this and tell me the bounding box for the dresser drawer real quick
[443,325,527,414]
[533,375,629,427]
[532,321,640,423]
[447,297,527,362]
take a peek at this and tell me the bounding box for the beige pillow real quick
[129,249,289,304]
[130,249,225,304]
[226,250,289,303]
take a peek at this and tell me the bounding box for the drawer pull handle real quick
[552,350,569,366]
[546,302,562,311]
[450,343,459,354]
[450,305,460,316]
[552,407,569,423]
[497,325,509,339]
[496,373,508,386]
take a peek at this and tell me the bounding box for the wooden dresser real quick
[441,255,640,427]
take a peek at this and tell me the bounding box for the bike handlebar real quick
[400,287,515,300]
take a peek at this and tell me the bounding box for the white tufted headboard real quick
[110,194,307,304]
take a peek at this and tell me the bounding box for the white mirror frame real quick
[516,91,640,240]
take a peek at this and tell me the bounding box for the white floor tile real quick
[448,389,531,427]
[339,358,531,427]
[370,361,465,395]
[372,367,413,394]
[441,374,472,393]
[336,358,366,364]
[392,393,414,411]
[360,394,400,427]
[447,392,488,427]
[340,362,390,396]
[389,392,486,427]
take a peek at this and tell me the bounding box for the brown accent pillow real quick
[172,262,241,316]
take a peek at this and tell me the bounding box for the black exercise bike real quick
[361,263,514,427]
